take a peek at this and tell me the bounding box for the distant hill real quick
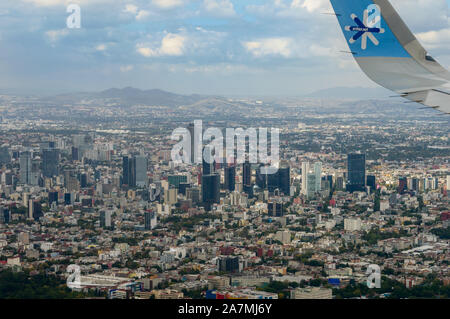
[305,87,393,100]
[46,87,208,107]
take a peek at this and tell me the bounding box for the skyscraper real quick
[28,200,42,221]
[367,175,376,191]
[346,153,366,193]
[135,155,148,188]
[72,134,92,160]
[243,160,251,186]
[0,206,10,224]
[71,146,79,161]
[306,173,316,198]
[268,202,283,217]
[100,210,112,229]
[411,177,419,192]
[224,164,236,192]
[144,211,157,230]
[278,162,291,195]
[202,174,220,211]
[202,146,215,176]
[48,191,58,205]
[188,123,195,164]
[256,163,290,194]
[314,162,322,192]
[0,147,10,165]
[42,148,59,178]
[398,177,408,194]
[20,151,32,184]
[79,173,88,188]
[122,156,129,186]
[327,175,333,190]
[129,156,136,188]
[122,155,137,187]
[301,162,310,195]
[168,175,188,188]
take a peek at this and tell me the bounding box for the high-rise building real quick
[217,256,240,273]
[224,164,236,192]
[122,156,130,186]
[0,206,10,224]
[179,183,190,195]
[202,146,215,176]
[186,187,200,204]
[164,187,178,205]
[367,175,376,191]
[411,177,419,192]
[256,163,290,195]
[20,151,32,184]
[42,148,59,177]
[188,123,195,164]
[64,170,79,192]
[79,173,88,188]
[327,175,333,190]
[100,210,112,229]
[268,202,283,217]
[336,175,345,191]
[72,134,92,160]
[202,174,220,210]
[0,147,10,165]
[243,160,251,186]
[64,193,75,205]
[346,153,366,193]
[122,155,137,187]
[314,162,322,192]
[398,177,408,194]
[306,173,316,198]
[28,200,42,221]
[135,155,148,188]
[48,191,58,205]
[42,148,59,178]
[144,211,157,230]
[71,146,79,161]
[30,160,41,186]
[278,162,290,195]
[168,175,188,188]
[344,218,362,232]
[301,162,310,195]
[129,157,136,187]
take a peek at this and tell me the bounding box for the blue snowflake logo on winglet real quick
[345,5,385,50]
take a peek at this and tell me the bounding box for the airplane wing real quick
[329,0,450,114]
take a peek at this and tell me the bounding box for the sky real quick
[0,0,449,96]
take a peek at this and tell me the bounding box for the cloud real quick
[124,4,152,21]
[203,0,236,17]
[137,33,186,57]
[309,44,335,57]
[389,0,448,32]
[23,0,110,6]
[124,4,139,15]
[243,38,293,58]
[96,44,107,51]
[23,0,68,6]
[4,0,449,96]
[45,29,69,43]
[417,28,450,50]
[152,0,184,9]
[120,65,134,72]
[136,10,151,21]
[292,0,330,13]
